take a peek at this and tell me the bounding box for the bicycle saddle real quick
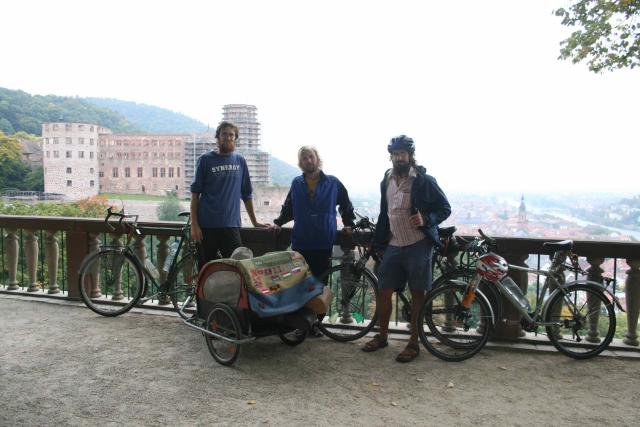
[437,226,456,238]
[542,240,573,252]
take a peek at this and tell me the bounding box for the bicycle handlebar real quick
[104,207,140,234]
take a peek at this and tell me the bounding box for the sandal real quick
[395,343,420,363]
[362,334,388,352]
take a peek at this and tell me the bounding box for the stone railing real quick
[1,215,639,346]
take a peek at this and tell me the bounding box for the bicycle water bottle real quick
[461,276,480,308]
[163,241,179,273]
[499,276,530,311]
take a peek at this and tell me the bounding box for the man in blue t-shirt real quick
[190,121,267,268]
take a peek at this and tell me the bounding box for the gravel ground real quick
[1,296,639,426]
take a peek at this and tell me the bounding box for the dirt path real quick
[1,296,638,426]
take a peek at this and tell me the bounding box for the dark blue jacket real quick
[374,166,451,252]
[274,171,355,251]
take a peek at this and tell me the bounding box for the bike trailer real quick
[196,250,324,321]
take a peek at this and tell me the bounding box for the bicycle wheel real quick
[205,303,242,366]
[166,250,198,320]
[544,284,615,359]
[418,284,492,362]
[78,249,144,316]
[317,264,378,342]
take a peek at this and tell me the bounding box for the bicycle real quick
[78,207,198,319]
[317,213,473,341]
[418,229,624,361]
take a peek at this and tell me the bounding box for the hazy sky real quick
[3,0,638,195]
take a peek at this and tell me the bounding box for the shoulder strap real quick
[384,169,393,186]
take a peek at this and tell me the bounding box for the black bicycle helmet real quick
[387,135,415,155]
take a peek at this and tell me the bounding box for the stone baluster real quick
[45,231,60,294]
[24,230,40,292]
[585,257,604,343]
[134,235,149,301]
[495,253,529,339]
[623,259,640,346]
[4,229,20,290]
[156,236,171,305]
[182,246,196,308]
[87,233,102,298]
[339,247,355,324]
[109,234,125,301]
[585,257,605,343]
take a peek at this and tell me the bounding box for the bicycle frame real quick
[102,211,195,304]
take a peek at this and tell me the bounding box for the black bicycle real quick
[78,207,198,318]
[317,213,475,341]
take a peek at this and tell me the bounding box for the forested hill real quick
[270,156,299,186]
[85,98,208,134]
[0,87,139,135]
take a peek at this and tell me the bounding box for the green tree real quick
[0,117,15,134]
[555,0,640,72]
[0,133,31,190]
[156,190,185,222]
[25,167,44,191]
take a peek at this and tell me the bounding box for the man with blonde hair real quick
[273,146,355,336]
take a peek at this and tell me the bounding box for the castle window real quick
[66,167,72,174]
[66,151,72,158]
[78,151,84,158]
[137,167,143,177]
[125,167,131,178]
[152,168,158,178]
[112,168,118,178]
[160,168,166,178]
[90,180,94,187]
[66,180,72,187]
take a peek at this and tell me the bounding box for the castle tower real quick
[42,122,110,200]
[221,104,270,185]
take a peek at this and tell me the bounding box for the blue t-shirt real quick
[190,151,253,228]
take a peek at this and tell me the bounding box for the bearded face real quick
[217,126,237,154]
[299,150,320,174]
[391,150,411,176]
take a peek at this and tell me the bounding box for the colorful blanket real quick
[198,251,323,318]
[237,251,323,317]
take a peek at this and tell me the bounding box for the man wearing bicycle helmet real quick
[362,135,450,362]
[190,121,268,269]
[272,146,355,336]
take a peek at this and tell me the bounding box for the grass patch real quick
[100,193,175,201]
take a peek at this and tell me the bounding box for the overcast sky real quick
[3,0,638,195]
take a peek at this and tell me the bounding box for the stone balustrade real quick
[1,215,639,346]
